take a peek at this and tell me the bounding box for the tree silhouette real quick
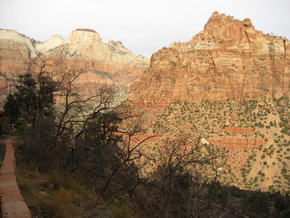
[4,72,58,129]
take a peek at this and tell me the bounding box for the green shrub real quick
[41,187,81,217]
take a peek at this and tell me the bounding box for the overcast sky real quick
[0,0,289,57]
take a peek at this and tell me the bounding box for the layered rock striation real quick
[0,28,149,107]
[130,12,290,107]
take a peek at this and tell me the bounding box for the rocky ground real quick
[150,97,290,192]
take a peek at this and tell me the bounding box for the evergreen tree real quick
[4,72,58,128]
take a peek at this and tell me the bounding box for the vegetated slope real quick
[153,97,290,192]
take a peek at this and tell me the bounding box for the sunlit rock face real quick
[42,29,149,84]
[0,28,149,108]
[130,12,290,108]
[0,30,39,77]
[0,30,40,106]
[36,35,64,53]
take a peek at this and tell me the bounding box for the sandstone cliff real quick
[0,28,149,107]
[130,12,290,107]
[0,29,41,105]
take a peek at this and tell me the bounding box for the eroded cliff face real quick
[0,30,39,76]
[41,29,148,86]
[0,28,149,107]
[130,12,290,107]
[0,30,40,105]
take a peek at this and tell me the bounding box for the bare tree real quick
[130,137,228,218]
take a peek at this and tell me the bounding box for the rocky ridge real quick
[130,11,290,108]
[0,28,149,107]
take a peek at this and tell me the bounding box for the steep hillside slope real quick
[152,98,290,192]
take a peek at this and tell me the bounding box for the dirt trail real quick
[0,138,31,218]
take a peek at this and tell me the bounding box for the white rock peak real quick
[67,29,102,45]
[0,29,39,57]
[36,35,64,53]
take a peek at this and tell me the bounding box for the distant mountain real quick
[0,28,149,107]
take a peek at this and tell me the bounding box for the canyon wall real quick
[0,28,149,108]
[130,12,290,108]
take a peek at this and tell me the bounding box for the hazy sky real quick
[1,0,289,57]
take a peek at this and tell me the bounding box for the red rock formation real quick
[130,12,290,108]
[208,136,264,149]
[0,29,149,108]
[225,127,254,135]
[75,28,97,33]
